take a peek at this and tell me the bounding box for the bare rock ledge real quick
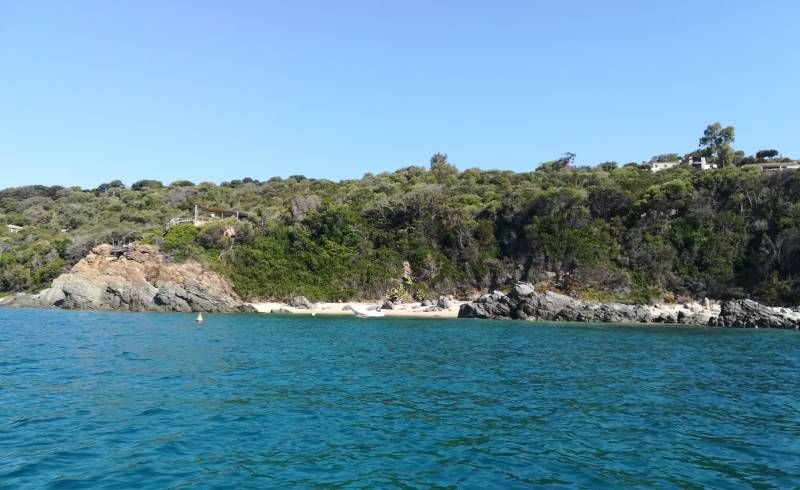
[458,282,800,329]
[0,244,254,313]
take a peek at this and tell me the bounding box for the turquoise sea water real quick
[1,309,799,488]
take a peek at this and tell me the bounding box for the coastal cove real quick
[2,308,799,488]
[4,3,800,488]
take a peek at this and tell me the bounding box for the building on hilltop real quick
[742,161,800,172]
[650,161,681,172]
[650,155,717,172]
[166,205,250,229]
[686,155,717,170]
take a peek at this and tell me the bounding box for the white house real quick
[650,156,717,172]
[686,156,717,170]
[650,161,681,172]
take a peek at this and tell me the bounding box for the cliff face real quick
[1,244,254,313]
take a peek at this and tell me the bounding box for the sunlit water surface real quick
[1,308,799,488]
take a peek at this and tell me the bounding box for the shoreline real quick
[2,302,798,329]
[248,301,465,318]
[248,298,728,323]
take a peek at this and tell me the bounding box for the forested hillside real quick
[2,130,799,305]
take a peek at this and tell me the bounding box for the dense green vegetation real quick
[2,124,799,305]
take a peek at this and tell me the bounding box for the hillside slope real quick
[1,161,799,305]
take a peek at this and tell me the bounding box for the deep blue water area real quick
[1,308,799,488]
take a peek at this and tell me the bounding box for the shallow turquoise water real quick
[1,309,799,488]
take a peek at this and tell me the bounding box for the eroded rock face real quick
[2,244,254,313]
[713,300,800,329]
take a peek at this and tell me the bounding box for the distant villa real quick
[650,156,717,172]
[741,161,800,172]
[166,205,250,229]
[651,156,800,173]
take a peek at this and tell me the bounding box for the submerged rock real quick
[1,244,254,313]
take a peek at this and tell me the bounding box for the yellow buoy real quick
[195,313,204,324]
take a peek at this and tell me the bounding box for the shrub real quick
[162,224,199,259]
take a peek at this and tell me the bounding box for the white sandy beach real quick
[249,301,465,318]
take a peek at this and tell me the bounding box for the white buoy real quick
[195,313,204,324]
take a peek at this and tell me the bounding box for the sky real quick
[1,0,799,188]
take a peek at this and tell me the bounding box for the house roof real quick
[743,161,800,170]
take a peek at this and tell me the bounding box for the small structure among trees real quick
[166,205,250,229]
[742,161,800,172]
[650,155,716,172]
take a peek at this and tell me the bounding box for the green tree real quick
[162,224,199,259]
[699,123,736,167]
[756,149,779,161]
[429,153,458,181]
[653,153,681,162]
[131,179,164,191]
[536,152,575,172]
[597,161,618,172]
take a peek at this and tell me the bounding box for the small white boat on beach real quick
[346,305,385,318]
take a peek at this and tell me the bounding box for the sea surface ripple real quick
[1,308,799,488]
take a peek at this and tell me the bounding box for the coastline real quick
[249,301,465,318]
[249,298,725,323]
[3,298,799,329]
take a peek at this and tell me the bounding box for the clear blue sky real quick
[1,0,798,188]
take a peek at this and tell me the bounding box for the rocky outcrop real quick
[0,244,254,313]
[459,284,651,323]
[288,296,312,310]
[458,282,799,328]
[712,299,800,329]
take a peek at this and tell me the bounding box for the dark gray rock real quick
[458,282,798,328]
[653,312,677,324]
[436,296,451,310]
[288,296,312,310]
[458,292,514,319]
[511,282,535,298]
[461,282,668,325]
[716,299,800,329]
[380,300,395,310]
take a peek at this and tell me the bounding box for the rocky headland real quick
[0,244,254,313]
[458,282,800,329]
